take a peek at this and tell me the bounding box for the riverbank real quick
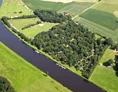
[0,42,70,92]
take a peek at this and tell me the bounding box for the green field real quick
[90,49,118,92]
[22,0,94,16]
[58,2,94,16]
[0,0,33,18]
[21,22,56,38]
[80,0,118,31]
[76,18,118,42]
[80,9,118,31]
[9,18,40,30]
[0,42,70,92]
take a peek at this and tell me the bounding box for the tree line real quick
[34,9,71,23]
[1,16,30,41]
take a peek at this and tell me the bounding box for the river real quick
[0,1,104,92]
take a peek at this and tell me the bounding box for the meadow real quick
[0,42,70,92]
[9,18,56,38]
[90,49,118,92]
[0,0,33,18]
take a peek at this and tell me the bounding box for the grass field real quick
[76,18,118,42]
[90,49,118,92]
[58,2,94,15]
[9,18,40,30]
[21,22,56,38]
[80,0,118,31]
[0,0,33,18]
[0,42,70,92]
[22,0,94,16]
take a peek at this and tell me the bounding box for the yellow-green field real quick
[0,0,33,18]
[21,22,56,38]
[90,49,118,92]
[9,18,40,30]
[0,42,70,92]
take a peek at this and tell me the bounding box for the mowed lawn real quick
[9,18,40,30]
[80,0,118,31]
[21,22,56,38]
[0,0,33,18]
[0,42,70,92]
[90,49,118,92]
[77,18,118,42]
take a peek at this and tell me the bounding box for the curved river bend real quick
[0,1,104,92]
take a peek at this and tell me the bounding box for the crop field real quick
[58,2,94,15]
[90,49,118,92]
[80,0,118,31]
[76,18,118,42]
[22,0,95,16]
[21,22,56,38]
[0,0,33,18]
[0,42,70,92]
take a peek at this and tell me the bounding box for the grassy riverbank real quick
[90,49,118,92]
[0,42,71,92]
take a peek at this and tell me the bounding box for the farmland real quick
[0,42,70,92]
[22,0,95,16]
[80,0,118,31]
[76,18,118,41]
[90,49,118,92]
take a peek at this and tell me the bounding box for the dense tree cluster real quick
[34,10,71,23]
[0,76,16,92]
[32,21,108,78]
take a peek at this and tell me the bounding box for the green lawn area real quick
[77,18,118,42]
[90,49,118,92]
[0,0,33,18]
[9,18,40,30]
[21,22,56,38]
[80,0,118,31]
[0,42,70,92]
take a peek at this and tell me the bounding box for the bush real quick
[103,59,113,66]
[0,76,16,92]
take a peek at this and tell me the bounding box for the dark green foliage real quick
[12,15,37,19]
[34,10,71,23]
[104,38,113,45]
[0,76,16,92]
[103,59,113,66]
[1,17,11,28]
[32,21,108,78]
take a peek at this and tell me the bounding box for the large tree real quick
[0,76,16,92]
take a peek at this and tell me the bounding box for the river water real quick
[0,0,104,92]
